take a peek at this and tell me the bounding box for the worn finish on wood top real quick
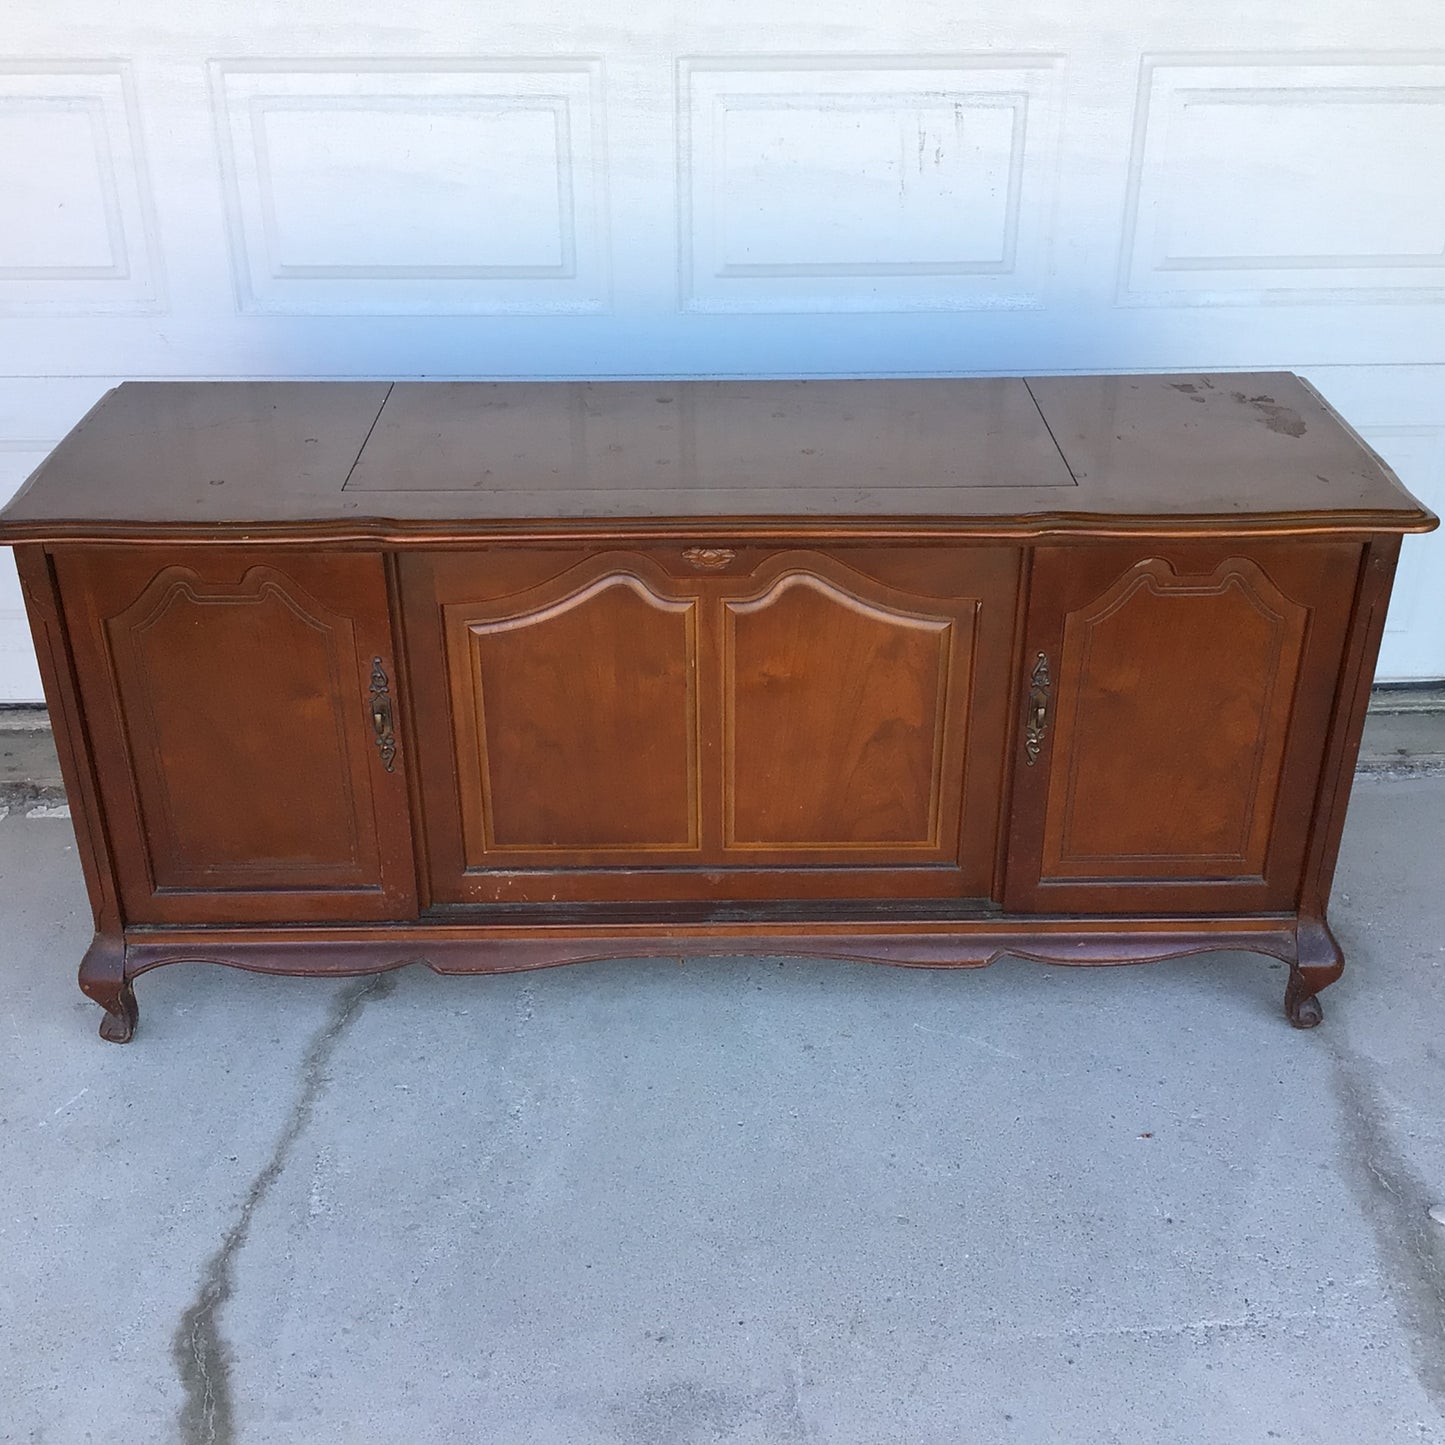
[0,373,1433,540]
[8,371,1419,1041]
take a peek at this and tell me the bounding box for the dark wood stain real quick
[0,374,1435,1040]
[0,373,1433,537]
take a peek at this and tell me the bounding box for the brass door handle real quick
[1024,651,1050,766]
[369,657,397,772]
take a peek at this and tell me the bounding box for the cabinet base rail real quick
[83,912,1344,1043]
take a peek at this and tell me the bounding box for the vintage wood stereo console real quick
[0,374,1433,1041]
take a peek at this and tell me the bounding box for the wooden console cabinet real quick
[1,375,1434,1041]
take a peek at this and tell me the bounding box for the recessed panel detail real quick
[1042,557,1306,877]
[212,61,607,315]
[456,570,700,857]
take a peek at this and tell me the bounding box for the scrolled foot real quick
[96,981,139,1043]
[1283,966,1323,1029]
[78,934,138,1044]
[1281,914,1344,1029]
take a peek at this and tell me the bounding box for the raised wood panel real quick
[1007,541,1361,913]
[447,560,700,860]
[402,544,1020,904]
[723,563,964,855]
[1044,557,1304,874]
[112,566,371,881]
[55,549,416,924]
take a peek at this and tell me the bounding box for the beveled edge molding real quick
[0,509,1436,548]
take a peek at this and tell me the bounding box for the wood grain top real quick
[0,373,1434,542]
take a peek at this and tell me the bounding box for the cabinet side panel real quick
[1299,534,1401,916]
[12,545,123,936]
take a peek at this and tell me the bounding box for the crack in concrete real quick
[171,973,397,1445]
[1326,1036,1445,1417]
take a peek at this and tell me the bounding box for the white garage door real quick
[2,4,1443,699]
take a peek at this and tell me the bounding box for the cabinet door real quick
[402,545,1019,904]
[1006,542,1360,913]
[716,549,1010,880]
[56,549,417,924]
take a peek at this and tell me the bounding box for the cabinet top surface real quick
[0,374,1434,541]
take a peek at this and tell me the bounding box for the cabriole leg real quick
[78,934,138,1044]
[1283,916,1345,1030]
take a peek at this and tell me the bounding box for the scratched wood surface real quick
[0,374,1433,539]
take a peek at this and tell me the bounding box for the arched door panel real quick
[1007,542,1360,913]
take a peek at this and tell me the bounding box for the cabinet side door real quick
[55,548,417,924]
[1006,541,1361,914]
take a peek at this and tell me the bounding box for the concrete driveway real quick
[2,776,1443,1444]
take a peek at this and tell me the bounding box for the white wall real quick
[2,3,1443,698]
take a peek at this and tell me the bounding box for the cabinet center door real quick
[402,546,1020,905]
